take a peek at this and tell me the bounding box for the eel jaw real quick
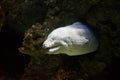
[48,46,60,53]
[43,41,61,53]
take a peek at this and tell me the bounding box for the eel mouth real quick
[44,44,61,53]
[48,46,60,53]
[43,42,62,53]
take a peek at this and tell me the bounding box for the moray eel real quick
[43,22,98,56]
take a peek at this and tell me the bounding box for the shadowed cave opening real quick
[0,25,31,76]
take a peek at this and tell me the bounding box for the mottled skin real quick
[43,22,98,56]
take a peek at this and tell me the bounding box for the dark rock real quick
[0,0,120,80]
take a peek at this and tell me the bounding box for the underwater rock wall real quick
[19,0,120,80]
[0,0,120,80]
[0,0,47,35]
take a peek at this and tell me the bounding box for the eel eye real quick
[51,38,55,41]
